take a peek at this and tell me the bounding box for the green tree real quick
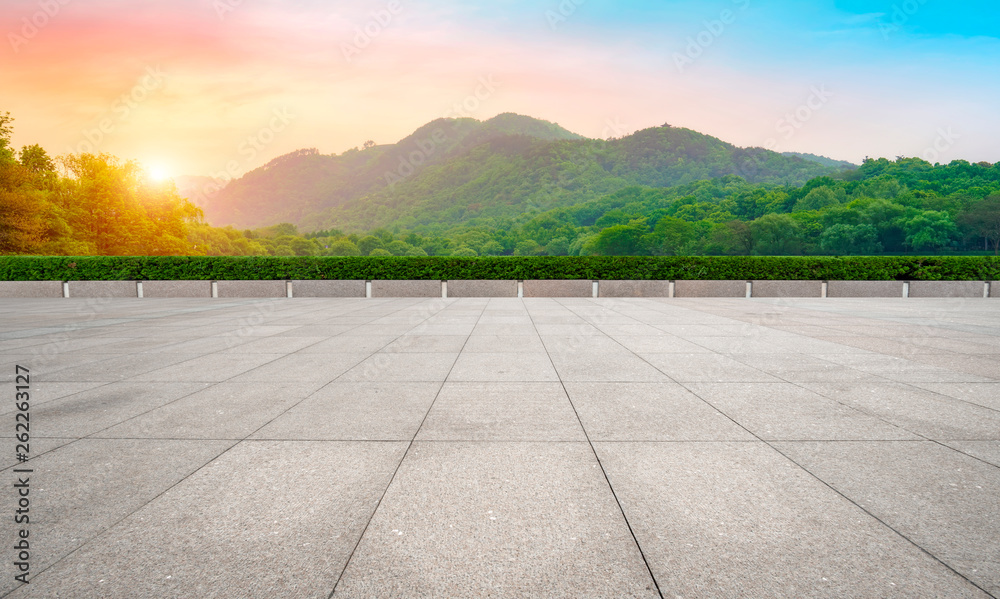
[18,144,55,176]
[451,246,478,257]
[793,186,839,212]
[513,239,544,256]
[958,194,1000,254]
[357,235,384,255]
[590,223,647,255]
[386,240,411,256]
[368,248,392,256]
[904,211,957,252]
[481,240,505,256]
[750,214,803,255]
[647,216,695,255]
[544,237,570,255]
[326,239,361,256]
[819,224,882,255]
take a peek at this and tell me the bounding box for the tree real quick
[647,216,695,255]
[386,240,411,256]
[481,240,504,256]
[58,154,151,255]
[705,220,754,255]
[904,211,957,252]
[357,235,384,255]
[369,248,392,256]
[451,246,478,257]
[19,144,55,176]
[589,224,647,255]
[793,186,839,212]
[0,112,15,165]
[958,194,1000,254]
[819,224,882,255]
[363,140,376,150]
[750,214,803,255]
[326,239,361,256]
[544,237,570,256]
[513,239,544,256]
[0,170,48,254]
[286,237,317,256]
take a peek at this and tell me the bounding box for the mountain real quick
[782,151,857,170]
[198,113,848,232]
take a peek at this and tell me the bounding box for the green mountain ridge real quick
[200,113,848,232]
[782,151,857,170]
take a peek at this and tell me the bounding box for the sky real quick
[2,0,999,179]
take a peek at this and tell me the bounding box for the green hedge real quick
[1,256,998,281]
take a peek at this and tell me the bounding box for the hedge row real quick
[1,256,999,281]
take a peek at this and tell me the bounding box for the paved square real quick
[1,296,998,598]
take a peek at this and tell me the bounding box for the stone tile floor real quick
[0,297,998,598]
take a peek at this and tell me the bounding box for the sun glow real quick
[146,162,171,183]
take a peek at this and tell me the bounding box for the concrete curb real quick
[0,281,64,298]
[141,280,213,298]
[908,281,986,298]
[752,280,824,298]
[216,280,287,298]
[67,281,138,298]
[4,280,997,299]
[827,281,906,298]
[522,280,593,298]
[673,280,747,298]
[598,280,672,298]
[446,280,518,298]
[291,280,366,298]
[371,280,442,298]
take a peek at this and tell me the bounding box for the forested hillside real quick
[204,114,839,231]
[284,158,999,259]
[3,108,998,259]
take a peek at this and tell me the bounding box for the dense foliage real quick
[205,114,838,231]
[3,109,999,261]
[2,255,998,281]
[0,112,270,257]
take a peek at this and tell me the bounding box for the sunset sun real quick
[146,162,171,183]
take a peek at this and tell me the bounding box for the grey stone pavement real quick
[0,296,998,598]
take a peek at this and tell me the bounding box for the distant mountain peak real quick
[480,113,586,141]
[197,113,842,231]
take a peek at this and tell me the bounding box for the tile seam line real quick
[764,441,997,598]
[667,367,995,597]
[570,297,995,597]
[26,297,365,377]
[537,298,665,599]
[326,297,485,598]
[2,298,436,592]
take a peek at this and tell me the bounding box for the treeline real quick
[2,110,999,258]
[294,158,1000,257]
[0,112,267,256]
